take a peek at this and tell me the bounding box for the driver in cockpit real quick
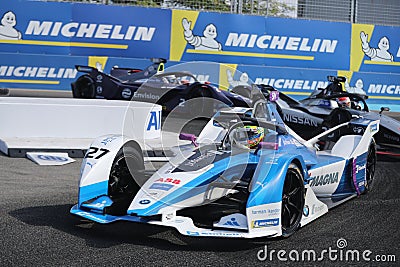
[232,126,265,149]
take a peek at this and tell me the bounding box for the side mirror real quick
[179,133,198,147]
[379,107,390,114]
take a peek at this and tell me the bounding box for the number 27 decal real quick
[86,147,110,159]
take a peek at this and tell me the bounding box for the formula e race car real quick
[71,97,379,238]
[71,58,251,115]
[232,76,400,158]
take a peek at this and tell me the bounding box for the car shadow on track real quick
[8,204,276,252]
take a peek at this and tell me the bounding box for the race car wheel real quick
[281,163,305,237]
[72,75,95,98]
[106,145,144,215]
[364,141,377,193]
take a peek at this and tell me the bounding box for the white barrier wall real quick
[0,97,162,156]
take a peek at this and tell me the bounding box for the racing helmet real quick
[232,125,265,149]
[337,96,351,108]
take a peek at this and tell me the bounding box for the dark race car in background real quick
[71,59,251,116]
[232,76,400,158]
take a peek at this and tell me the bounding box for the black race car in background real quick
[71,58,251,116]
[232,76,400,158]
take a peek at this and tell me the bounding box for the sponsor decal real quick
[225,33,338,54]
[139,199,151,205]
[100,136,117,146]
[149,183,173,191]
[155,178,181,184]
[96,75,103,82]
[254,78,328,91]
[85,161,94,169]
[383,133,399,142]
[147,110,162,131]
[186,231,240,237]
[223,218,241,227]
[251,208,280,216]
[303,205,309,217]
[356,164,366,174]
[252,218,280,228]
[353,126,364,134]
[280,138,302,147]
[186,231,200,236]
[83,197,112,209]
[367,84,400,95]
[309,172,339,186]
[184,151,216,167]
[121,88,132,99]
[269,90,279,102]
[283,114,318,127]
[0,65,77,79]
[360,31,394,62]
[37,155,68,162]
[370,123,378,132]
[311,204,325,215]
[25,20,155,41]
[27,152,75,166]
[133,91,160,100]
[0,11,22,40]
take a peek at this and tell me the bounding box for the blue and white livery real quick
[71,100,379,238]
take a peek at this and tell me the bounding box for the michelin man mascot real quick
[360,31,393,62]
[227,69,250,88]
[0,11,22,40]
[182,18,222,51]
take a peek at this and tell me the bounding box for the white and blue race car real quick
[71,99,379,238]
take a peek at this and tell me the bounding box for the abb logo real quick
[156,178,181,184]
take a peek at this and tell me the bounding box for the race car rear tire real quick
[281,163,305,237]
[364,140,377,193]
[106,144,144,215]
[72,75,96,99]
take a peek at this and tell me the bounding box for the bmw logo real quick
[96,86,103,94]
[139,199,151,205]
[121,88,132,99]
[303,205,309,217]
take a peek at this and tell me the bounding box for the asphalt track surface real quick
[0,108,399,266]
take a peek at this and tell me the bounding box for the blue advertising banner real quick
[0,1,399,110]
[0,53,154,90]
[351,24,400,74]
[0,1,171,58]
[346,71,400,106]
[170,11,351,70]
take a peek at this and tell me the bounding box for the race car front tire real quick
[364,140,377,193]
[105,144,144,215]
[281,163,305,237]
[72,75,96,99]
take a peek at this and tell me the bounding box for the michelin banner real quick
[221,64,400,106]
[351,24,400,74]
[170,10,351,70]
[0,54,155,90]
[0,1,399,107]
[0,1,170,59]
